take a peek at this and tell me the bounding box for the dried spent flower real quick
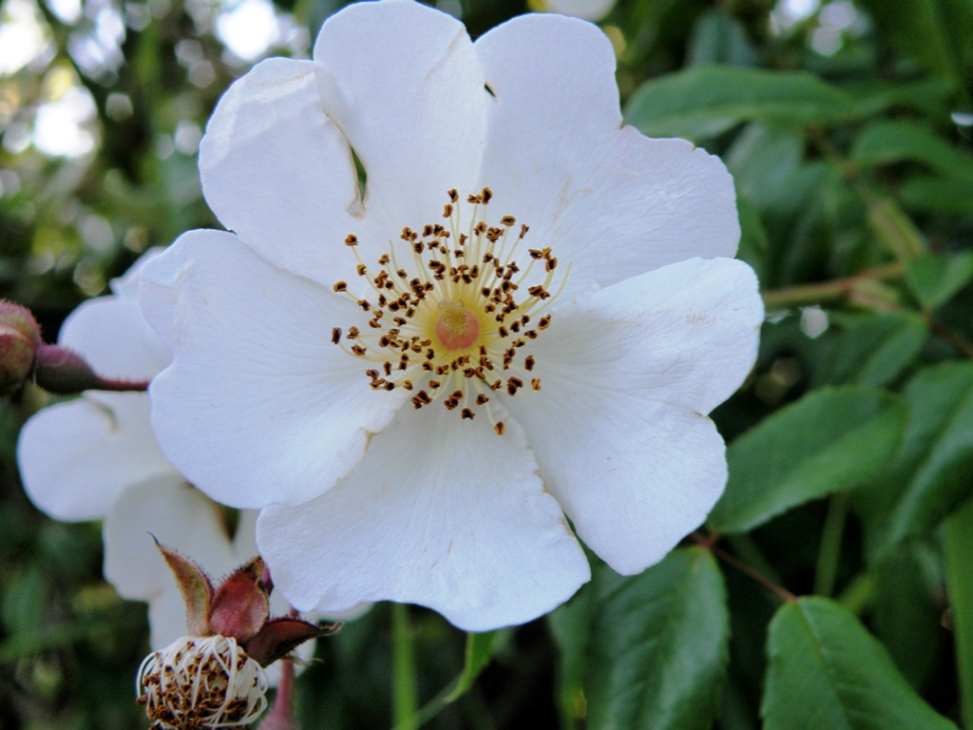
[137,634,268,729]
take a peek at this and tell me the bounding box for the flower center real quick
[435,301,479,351]
[332,188,569,434]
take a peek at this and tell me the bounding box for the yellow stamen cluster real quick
[136,635,268,730]
[332,188,568,432]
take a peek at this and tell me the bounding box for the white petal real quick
[257,404,590,631]
[139,229,404,509]
[199,58,360,286]
[475,14,738,295]
[58,295,170,383]
[103,476,233,606]
[313,0,486,237]
[17,393,176,521]
[502,258,763,574]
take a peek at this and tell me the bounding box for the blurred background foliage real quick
[2,0,973,727]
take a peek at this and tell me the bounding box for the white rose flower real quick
[15,253,322,659]
[139,0,763,631]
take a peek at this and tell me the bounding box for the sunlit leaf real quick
[624,66,858,141]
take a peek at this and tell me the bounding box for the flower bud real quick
[0,301,40,396]
[137,634,269,729]
[32,343,102,394]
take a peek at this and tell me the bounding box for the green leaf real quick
[873,547,943,689]
[736,196,769,283]
[901,177,973,215]
[763,597,956,730]
[905,252,973,309]
[444,630,499,701]
[813,312,928,388]
[624,65,858,141]
[686,9,758,67]
[848,79,953,119]
[852,121,973,183]
[583,548,728,730]
[944,499,973,729]
[548,580,597,728]
[867,363,973,558]
[709,386,908,534]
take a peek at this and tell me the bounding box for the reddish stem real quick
[93,377,151,392]
[692,532,797,603]
[258,659,299,730]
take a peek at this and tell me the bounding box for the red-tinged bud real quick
[0,301,40,396]
[32,343,103,394]
[32,343,151,395]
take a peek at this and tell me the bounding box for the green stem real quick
[391,604,419,730]
[836,572,873,615]
[760,261,904,310]
[944,498,973,729]
[814,493,848,597]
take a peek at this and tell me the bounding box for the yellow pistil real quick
[332,188,569,431]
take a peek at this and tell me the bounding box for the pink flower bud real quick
[0,301,40,396]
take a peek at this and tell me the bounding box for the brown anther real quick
[334,281,348,293]
[481,187,493,203]
[476,394,489,405]
[352,345,366,356]
[500,215,516,226]
[461,408,475,420]
[538,315,552,330]
[331,327,342,344]
[443,204,453,217]
[448,188,459,202]
[345,234,358,246]
[494,421,506,435]
[531,378,541,391]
